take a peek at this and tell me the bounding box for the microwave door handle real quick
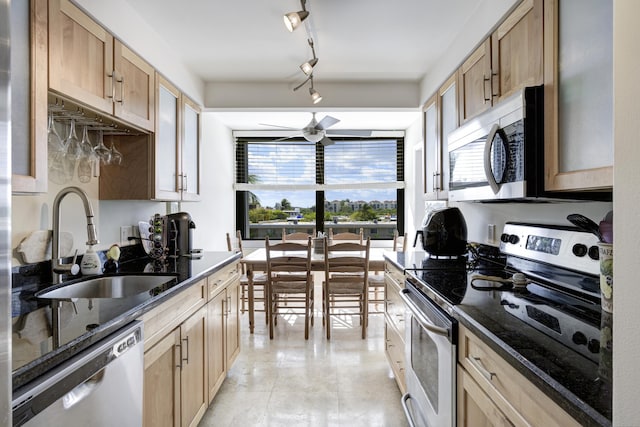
[483,123,501,194]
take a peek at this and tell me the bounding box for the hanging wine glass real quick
[48,113,73,184]
[65,119,82,160]
[93,129,112,164]
[80,125,95,158]
[109,141,123,165]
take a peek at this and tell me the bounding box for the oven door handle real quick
[400,289,449,337]
[401,393,418,427]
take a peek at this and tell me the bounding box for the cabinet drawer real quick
[385,322,406,393]
[140,279,206,351]
[384,263,406,336]
[458,325,581,427]
[207,262,240,300]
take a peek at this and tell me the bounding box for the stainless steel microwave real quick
[448,86,545,202]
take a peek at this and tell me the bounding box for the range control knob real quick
[572,244,588,257]
[508,234,520,245]
[500,233,510,243]
[572,331,587,346]
[587,338,601,354]
[588,245,600,261]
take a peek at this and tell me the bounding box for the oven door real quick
[400,283,456,427]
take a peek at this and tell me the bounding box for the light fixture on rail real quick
[300,39,318,76]
[293,74,322,104]
[284,0,309,32]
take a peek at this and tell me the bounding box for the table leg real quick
[247,268,255,334]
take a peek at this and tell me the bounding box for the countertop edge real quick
[454,309,611,427]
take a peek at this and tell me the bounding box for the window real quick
[235,135,404,240]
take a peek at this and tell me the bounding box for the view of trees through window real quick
[235,137,404,240]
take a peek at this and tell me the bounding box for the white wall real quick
[612,0,640,423]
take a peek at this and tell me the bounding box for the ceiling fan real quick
[259,113,372,146]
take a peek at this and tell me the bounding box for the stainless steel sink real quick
[36,275,176,300]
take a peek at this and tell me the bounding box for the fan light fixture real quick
[300,39,318,75]
[283,0,309,32]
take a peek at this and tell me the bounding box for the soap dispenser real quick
[80,245,101,275]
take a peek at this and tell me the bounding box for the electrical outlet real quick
[120,226,131,245]
[487,224,496,243]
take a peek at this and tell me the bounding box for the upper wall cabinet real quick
[48,0,155,132]
[423,73,458,200]
[543,0,613,191]
[458,0,543,124]
[154,75,201,202]
[12,0,48,194]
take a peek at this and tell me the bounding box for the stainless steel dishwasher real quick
[12,321,143,427]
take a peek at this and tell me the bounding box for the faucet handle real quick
[53,249,80,276]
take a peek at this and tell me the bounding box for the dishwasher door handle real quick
[62,369,106,410]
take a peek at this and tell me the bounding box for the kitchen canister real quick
[598,243,613,313]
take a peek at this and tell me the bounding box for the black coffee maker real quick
[164,212,196,257]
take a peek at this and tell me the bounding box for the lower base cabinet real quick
[384,261,406,393]
[142,262,241,427]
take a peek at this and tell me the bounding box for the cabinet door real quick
[459,39,492,123]
[180,95,201,201]
[48,0,114,114]
[113,40,155,131]
[12,0,47,193]
[144,328,181,427]
[543,0,613,191]
[225,280,240,366]
[422,94,438,198]
[155,75,181,200]
[439,73,457,198]
[458,366,513,427]
[491,0,543,101]
[207,290,226,403]
[180,306,208,427]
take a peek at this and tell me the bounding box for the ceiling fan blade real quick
[316,115,340,130]
[258,123,301,131]
[326,129,373,136]
[320,136,335,146]
[273,135,301,142]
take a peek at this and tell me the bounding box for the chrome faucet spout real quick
[52,186,99,284]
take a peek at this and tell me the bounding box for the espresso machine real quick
[148,212,197,259]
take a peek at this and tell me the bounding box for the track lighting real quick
[300,39,318,76]
[293,74,322,104]
[284,0,309,32]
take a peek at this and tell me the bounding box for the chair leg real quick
[269,292,274,339]
[325,286,331,340]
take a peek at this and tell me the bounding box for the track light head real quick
[284,1,309,32]
[300,58,318,75]
[309,87,322,104]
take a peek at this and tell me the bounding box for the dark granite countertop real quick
[11,248,241,391]
[383,249,611,426]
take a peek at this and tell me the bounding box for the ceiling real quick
[120,0,484,131]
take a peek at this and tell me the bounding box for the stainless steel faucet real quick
[51,186,99,284]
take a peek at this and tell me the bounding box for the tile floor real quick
[198,291,409,427]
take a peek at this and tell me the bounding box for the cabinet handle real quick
[469,356,496,381]
[491,71,498,99]
[106,71,115,100]
[182,336,189,364]
[115,74,125,105]
[483,74,492,104]
[432,172,440,191]
[175,343,182,369]
[183,174,188,193]
[227,296,232,314]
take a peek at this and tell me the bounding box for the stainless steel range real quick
[400,222,611,427]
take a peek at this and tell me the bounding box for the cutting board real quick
[17,230,74,264]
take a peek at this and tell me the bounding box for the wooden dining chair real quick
[368,230,407,314]
[323,237,370,339]
[328,227,363,243]
[227,231,268,318]
[265,236,314,339]
[281,228,316,242]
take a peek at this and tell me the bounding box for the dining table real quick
[240,246,388,333]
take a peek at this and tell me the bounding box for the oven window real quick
[411,317,439,412]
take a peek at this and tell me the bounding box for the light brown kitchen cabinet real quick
[422,73,457,200]
[543,0,613,191]
[143,306,208,427]
[207,264,240,401]
[457,325,581,427]
[384,261,406,393]
[12,0,48,194]
[154,75,201,201]
[458,0,543,124]
[48,0,155,131]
